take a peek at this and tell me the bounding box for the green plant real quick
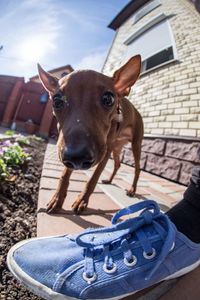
[29,135,44,142]
[0,157,9,180]
[3,145,31,168]
[16,135,30,146]
[4,130,15,136]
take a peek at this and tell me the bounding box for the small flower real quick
[23,148,30,153]
[3,140,13,147]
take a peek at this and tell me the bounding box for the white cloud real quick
[0,0,62,73]
[0,0,125,78]
[75,48,108,71]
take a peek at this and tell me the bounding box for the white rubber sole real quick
[7,237,200,300]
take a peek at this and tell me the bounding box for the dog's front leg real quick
[126,141,142,197]
[47,167,72,213]
[72,150,111,214]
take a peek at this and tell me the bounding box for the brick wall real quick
[103,0,200,138]
[0,76,57,137]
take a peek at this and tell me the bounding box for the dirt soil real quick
[0,139,47,300]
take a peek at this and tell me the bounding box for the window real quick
[124,15,177,73]
[40,92,48,104]
[133,0,161,24]
[61,71,69,77]
[142,47,174,72]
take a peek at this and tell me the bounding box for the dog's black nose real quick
[62,145,95,170]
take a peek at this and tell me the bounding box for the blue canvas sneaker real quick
[7,200,200,300]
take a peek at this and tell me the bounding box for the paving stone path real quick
[37,140,185,237]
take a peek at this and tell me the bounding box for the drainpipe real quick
[38,98,54,138]
[10,94,24,130]
[1,77,24,127]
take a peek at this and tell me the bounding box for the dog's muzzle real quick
[62,145,95,170]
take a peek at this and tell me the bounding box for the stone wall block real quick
[165,141,200,162]
[145,154,181,181]
[142,139,166,155]
[122,148,134,166]
[122,148,147,169]
[179,161,196,185]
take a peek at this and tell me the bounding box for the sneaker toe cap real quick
[8,236,83,289]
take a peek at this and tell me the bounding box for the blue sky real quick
[0,0,129,80]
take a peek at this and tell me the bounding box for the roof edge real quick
[108,0,150,30]
[30,64,74,80]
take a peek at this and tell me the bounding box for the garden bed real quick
[0,136,46,300]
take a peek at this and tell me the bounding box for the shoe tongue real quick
[76,218,165,248]
[144,224,158,237]
[80,228,131,246]
[70,208,167,248]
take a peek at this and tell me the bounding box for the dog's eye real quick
[102,91,115,108]
[52,93,65,111]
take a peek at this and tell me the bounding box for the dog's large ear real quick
[37,64,59,94]
[113,55,141,96]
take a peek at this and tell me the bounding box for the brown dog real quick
[38,55,143,214]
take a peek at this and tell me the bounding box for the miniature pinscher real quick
[38,55,143,214]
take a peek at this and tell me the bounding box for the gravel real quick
[0,139,47,300]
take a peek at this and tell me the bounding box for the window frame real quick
[132,0,162,24]
[124,13,178,74]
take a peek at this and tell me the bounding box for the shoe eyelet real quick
[124,255,137,267]
[82,271,97,284]
[170,242,175,252]
[143,248,156,260]
[103,263,117,274]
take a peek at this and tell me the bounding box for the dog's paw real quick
[102,179,112,184]
[46,195,63,214]
[72,197,88,214]
[126,187,135,197]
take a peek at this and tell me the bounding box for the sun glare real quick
[16,36,54,63]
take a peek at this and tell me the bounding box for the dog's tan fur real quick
[38,55,143,214]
